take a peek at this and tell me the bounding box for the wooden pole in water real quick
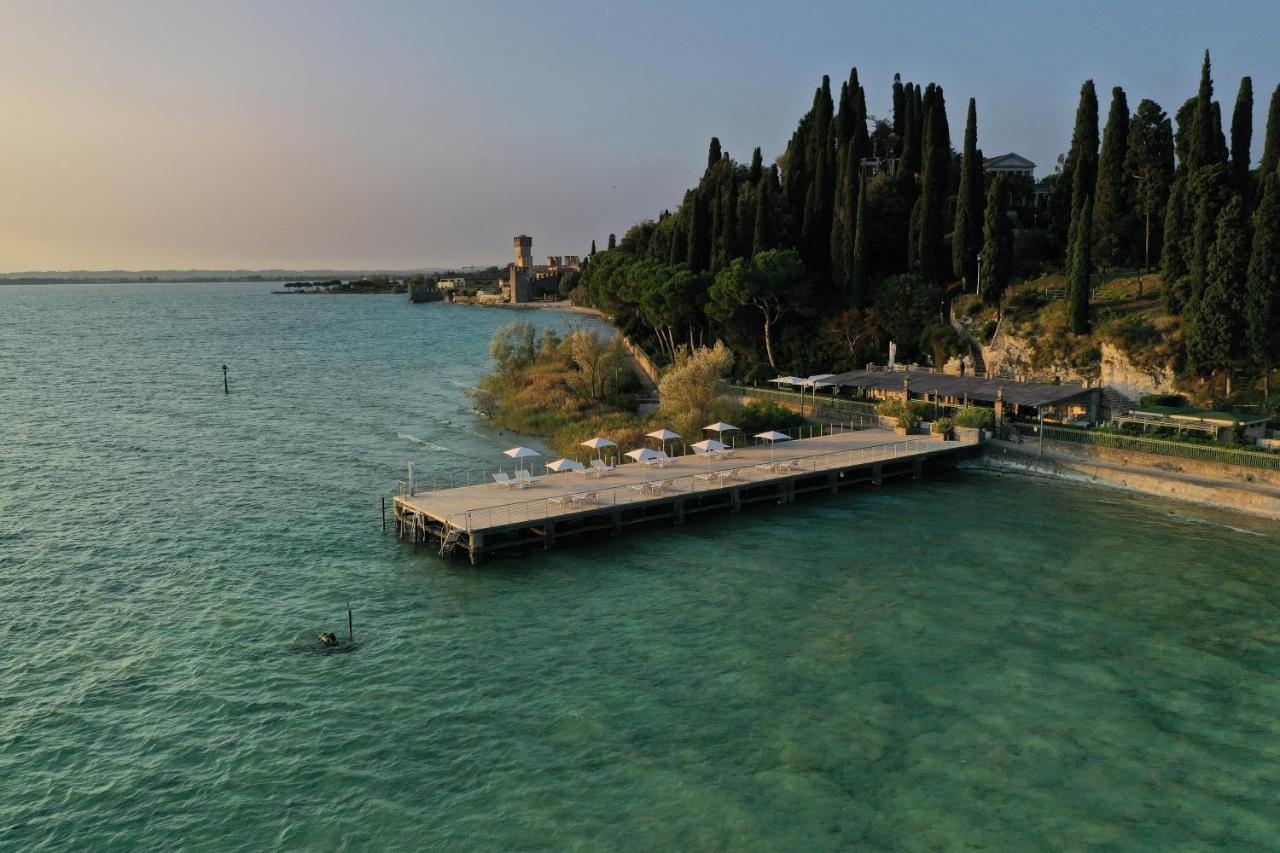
[347,603,353,644]
[222,364,229,394]
[381,496,386,531]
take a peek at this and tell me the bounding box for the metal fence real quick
[444,436,941,533]
[730,384,879,422]
[1012,422,1280,471]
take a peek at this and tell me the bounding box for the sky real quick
[1,0,1277,272]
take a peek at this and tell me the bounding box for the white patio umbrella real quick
[755,430,792,462]
[703,421,739,450]
[580,436,616,462]
[645,428,681,456]
[625,446,664,482]
[504,446,541,473]
[545,458,587,483]
[690,438,728,473]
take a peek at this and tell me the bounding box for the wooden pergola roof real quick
[825,369,1095,408]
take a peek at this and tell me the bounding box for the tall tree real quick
[1189,50,1216,171]
[1246,174,1280,392]
[1051,80,1100,250]
[1188,164,1233,297]
[752,176,771,256]
[607,233,617,251]
[1092,86,1130,269]
[1187,195,1251,382]
[915,84,950,282]
[1261,84,1280,181]
[707,249,810,368]
[1067,195,1094,334]
[1161,177,1191,310]
[829,146,855,297]
[953,98,985,286]
[707,137,722,172]
[800,76,835,271]
[891,74,906,154]
[590,239,597,256]
[686,191,709,273]
[1231,76,1254,194]
[851,179,870,308]
[980,175,1013,310]
[748,147,763,184]
[1125,99,1175,275]
[900,83,923,174]
[1211,101,1229,167]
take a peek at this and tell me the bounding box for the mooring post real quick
[872,463,883,486]
[828,471,839,495]
[673,498,685,525]
[544,521,556,550]
[730,489,741,513]
[222,364,229,394]
[347,603,353,644]
[381,497,386,531]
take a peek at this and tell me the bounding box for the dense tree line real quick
[570,53,1280,396]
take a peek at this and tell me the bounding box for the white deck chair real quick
[590,459,614,475]
[493,472,520,488]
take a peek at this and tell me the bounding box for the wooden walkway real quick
[394,428,980,563]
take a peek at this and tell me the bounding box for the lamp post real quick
[975,253,983,299]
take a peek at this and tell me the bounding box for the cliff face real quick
[983,330,1176,400]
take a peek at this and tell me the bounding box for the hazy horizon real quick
[2,0,1277,272]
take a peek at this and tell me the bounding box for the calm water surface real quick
[1,282,1278,850]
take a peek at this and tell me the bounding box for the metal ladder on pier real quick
[439,520,462,557]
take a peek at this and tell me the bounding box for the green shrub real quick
[953,405,994,430]
[737,400,806,433]
[932,417,955,435]
[1139,393,1187,409]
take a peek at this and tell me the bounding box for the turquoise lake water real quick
[1,282,1278,850]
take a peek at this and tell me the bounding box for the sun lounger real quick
[516,469,537,486]
[590,459,614,476]
[569,492,599,506]
[654,451,674,467]
[493,472,521,488]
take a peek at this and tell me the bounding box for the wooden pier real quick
[393,428,981,563]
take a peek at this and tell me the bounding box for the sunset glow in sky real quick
[2,0,1277,271]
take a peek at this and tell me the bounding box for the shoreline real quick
[965,441,1280,521]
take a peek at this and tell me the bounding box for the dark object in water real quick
[318,632,339,647]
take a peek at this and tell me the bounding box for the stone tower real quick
[513,235,532,270]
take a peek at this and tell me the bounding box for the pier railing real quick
[1011,422,1280,471]
[445,436,941,533]
[398,419,873,496]
[729,384,879,422]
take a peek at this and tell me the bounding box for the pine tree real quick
[707,137,722,172]
[1231,76,1254,194]
[1161,177,1190,310]
[1245,174,1280,388]
[1189,50,1215,171]
[1187,195,1250,379]
[981,176,1013,309]
[1092,86,1130,269]
[953,98,984,285]
[1125,99,1175,274]
[1067,195,1094,334]
[1261,84,1280,181]
[1051,80,1100,251]
[748,147,763,184]
[851,179,869,308]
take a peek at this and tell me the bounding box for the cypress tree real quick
[1067,195,1094,334]
[981,176,1013,310]
[707,137,722,172]
[892,74,906,154]
[607,233,617,251]
[953,98,984,285]
[783,119,811,247]
[1125,99,1175,274]
[851,179,869,308]
[1189,50,1215,171]
[801,76,835,271]
[1052,81,1100,251]
[901,84,922,174]
[709,192,723,273]
[915,84,949,282]
[1187,195,1251,379]
[1245,174,1280,388]
[669,194,690,265]
[724,172,739,264]
[1261,84,1280,181]
[1161,177,1190,310]
[748,147,763,185]
[590,239,597,256]
[1188,164,1233,296]
[1211,101,1229,166]
[830,146,854,296]
[1231,76,1254,194]
[1174,97,1197,168]
[686,193,708,273]
[752,176,771,256]
[1092,86,1130,269]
